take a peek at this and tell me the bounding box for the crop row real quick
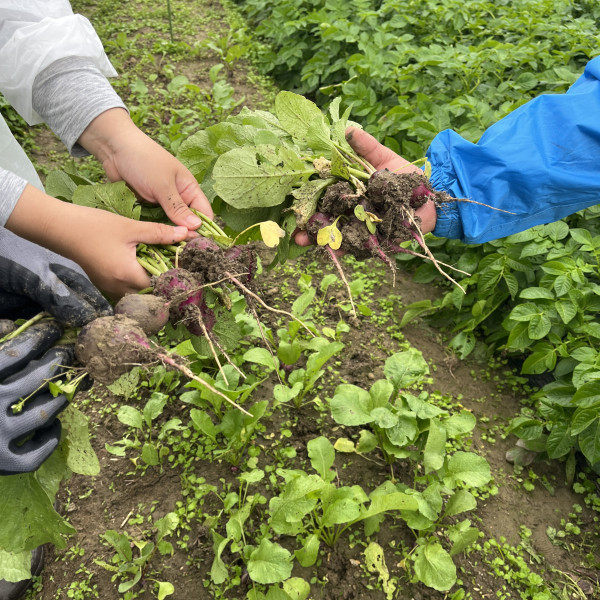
[232,0,600,469]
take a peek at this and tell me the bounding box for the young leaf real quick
[447,519,480,557]
[60,405,100,476]
[247,539,293,584]
[294,534,320,568]
[444,490,477,517]
[424,418,447,473]
[259,221,286,247]
[45,170,78,202]
[444,452,491,488]
[212,145,315,209]
[330,147,351,180]
[330,384,374,426]
[269,474,324,535]
[384,349,429,389]
[283,577,311,600]
[307,436,336,482]
[316,217,343,250]
[275,91,332,153]
[412,541,456,592]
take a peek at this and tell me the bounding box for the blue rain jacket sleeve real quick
[427,55,600,244]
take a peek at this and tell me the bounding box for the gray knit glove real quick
[0,227,111,325]
[0,322,71,474]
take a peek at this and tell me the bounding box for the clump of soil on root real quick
[75,315,155,384]
[180,238,255,285]
[310,170,454,258]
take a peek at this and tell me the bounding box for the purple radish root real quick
[75,315,250,415]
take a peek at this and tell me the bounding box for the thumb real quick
[134,221,189,246]
[160,186,204,230]
[176,170,215,220]
[345,127,421,174]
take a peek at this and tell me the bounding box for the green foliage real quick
[402,210,600,468]
[96,512,179,597]
[328,350,489,589]
[176,90,360,230]
[233,0,597,158]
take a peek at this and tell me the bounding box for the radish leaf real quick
[212,145,315,209]
[72,181,141,220]
[275,91,332,153]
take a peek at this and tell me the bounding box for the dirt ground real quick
[26,257,598,600]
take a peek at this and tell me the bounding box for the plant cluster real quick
[402,212,600,468]
[232,0,597,158]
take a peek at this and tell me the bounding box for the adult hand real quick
[0,227,112,325]
[294,127,437,245]
[78,108,214,231]
[0,321,70,474]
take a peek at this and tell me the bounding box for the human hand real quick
[0,227,112,325]
[0,321,71,474]
[294,127,437,246]
[6,187,190,298]
[78,108,214,232]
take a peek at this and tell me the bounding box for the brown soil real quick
[28,255,599,600]
[315,170,456,259]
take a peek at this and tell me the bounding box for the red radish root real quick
[114,294,170,336]
[75,315,251,415]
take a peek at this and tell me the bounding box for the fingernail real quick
[186,215,202,228]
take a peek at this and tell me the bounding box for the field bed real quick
[11,0,600,599]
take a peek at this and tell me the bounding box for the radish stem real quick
[224,272,316,337]
[0,312,50,345]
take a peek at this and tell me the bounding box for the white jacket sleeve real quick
[0,0,117,124]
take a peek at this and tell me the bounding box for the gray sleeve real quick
[0,168,27,226]
[32,56,128,157]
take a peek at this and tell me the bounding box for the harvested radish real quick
[114,293,169,336]
[153,268,215,336]
[173,91,512,308]
[75,315,155,384]
[75,314,251,415]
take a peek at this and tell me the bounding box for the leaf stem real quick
[0,312,49,344]
[333,142,376,175]
[137,256,163,277]
[347,167,370,181]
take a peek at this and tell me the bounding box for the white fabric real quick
[0,1,117,124]
[0,117,43,192]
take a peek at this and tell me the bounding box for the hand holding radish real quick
[6,185,191,298]
[294,127,437,246]
[77,108,214,232]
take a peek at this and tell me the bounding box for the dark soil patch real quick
[31,253,599,599]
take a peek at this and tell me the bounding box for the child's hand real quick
[78,108,214,233]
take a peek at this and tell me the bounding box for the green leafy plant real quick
[327,349,491,591]
[105,390,184,467]
[95,512,179,598]
[232,0,595,159]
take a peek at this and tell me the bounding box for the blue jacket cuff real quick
[433,202,463,239]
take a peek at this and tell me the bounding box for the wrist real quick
[76,107,137,163]
[6,184,91,260]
